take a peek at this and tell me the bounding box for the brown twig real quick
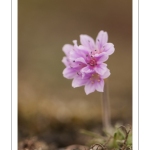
[104,136,112,147]
[118,125,131,150]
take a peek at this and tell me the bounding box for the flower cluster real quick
[62,30,115,95]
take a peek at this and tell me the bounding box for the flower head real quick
[62,30,115,95]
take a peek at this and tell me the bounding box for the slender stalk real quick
[101,79,111,131]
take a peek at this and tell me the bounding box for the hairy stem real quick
[101,79,111,131]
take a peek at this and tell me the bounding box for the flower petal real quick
[80,34,95,51]
[62,44,74,56]
[62,57,70,66]
[75,57,87,64]
[81,66,93,74]
[101,69,111,79]
[103,43,115,55]
[96,53,109,64]
[96,30,108,50]
[70,42,89,60]
[84,81,96,95]
[94,63,107,75]
[95,80,104,92]
[63,67,77,79]
[72,76,87,88]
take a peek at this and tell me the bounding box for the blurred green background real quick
[18,0,132,147]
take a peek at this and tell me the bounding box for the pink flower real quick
[62,31,114,95]
[72,69,110,95]
[80,30,115,56]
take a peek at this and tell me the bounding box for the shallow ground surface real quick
[18,0,132,148]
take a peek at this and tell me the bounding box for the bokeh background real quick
[18,0,132,148]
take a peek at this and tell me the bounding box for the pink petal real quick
[75,57,87,64]
[71,41,89,60]
[81,66,93,74]
[96,30,108,50]
[84,81,96,95]
[62,57,70,66]
[101,69,111,79]
[62,44,74,56]
[72,76,87,88]
[63,67,77,79]
[95,80,104,92]
[96,53,109,64]
[103,43,115,55]
[80,34,95,51]
[94,63,107,75]
[73,40,78,48]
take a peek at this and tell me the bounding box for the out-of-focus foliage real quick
[82,124,132,150]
